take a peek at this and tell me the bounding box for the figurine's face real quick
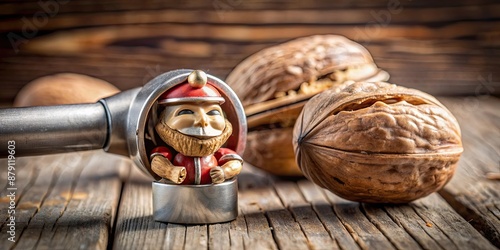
[161,102,225,138]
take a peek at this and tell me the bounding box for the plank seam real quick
[2,161,40,250]
[47,161,86,245]
[263,212,282,250]
[381,206,430,250]
[106,161,129,250]
[289,205,333,249]
[309,204,341,249]
[0,159,39,227]
[357,204,399,250]
[320,188,367,250]
[409,205,460,249]
[230,214,250,249]
[16,164,62,249]
[439,189,500,247]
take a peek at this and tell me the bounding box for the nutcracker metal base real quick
[152,178,238,224]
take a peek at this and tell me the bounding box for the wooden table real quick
[0,96,498,249]
[1,1,499,249]
[1,0,499,104]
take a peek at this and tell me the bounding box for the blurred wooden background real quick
[0,0,499,106]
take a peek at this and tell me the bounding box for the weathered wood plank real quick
[2,0,499,14]
[0,156,47,249]
[0,156,39,223]
[238,165,300,250]
[9,153,83,250]
[33,155,91,248]
[266,209,310,250]
[239,212,277,249]
[2,3,500,32]
[322,189,497,250]
[237,166,277,249]
[414,194,496,250]
[41,152,127,249]
[237,188,277,250]
[208,223,230,250]
[322,191,397,250]
[228,210,248,250]
[274,181,337,249]
[184,224,208,250]
[1,38,498,105]
[360,204,426,250]
[111,166,169,250]
[438,97,500,247]
[381,204,443,249]
[0,152,125,250]
[0,96,498,250]
[10,21,500,53]
[297,180,361,250]
[0,2,499,104]
[165,223,186,250]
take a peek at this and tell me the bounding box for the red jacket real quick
[151,146,241,185]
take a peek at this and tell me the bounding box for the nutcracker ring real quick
[0,69,247,224]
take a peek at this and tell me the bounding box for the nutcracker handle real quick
[0,88,140,158]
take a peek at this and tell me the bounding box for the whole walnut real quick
[227,34,389,176]
[293,81,463,203]
[14,73,120,107]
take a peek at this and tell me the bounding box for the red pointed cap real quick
[158,70,225,105]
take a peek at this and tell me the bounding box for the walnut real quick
[293,82,463,203]
[226,35,389,176]
[13,73,120,107]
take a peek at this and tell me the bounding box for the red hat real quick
[158,70,225,105]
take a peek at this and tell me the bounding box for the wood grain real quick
[439,96,500,247]
[240,152,498,250]
[0,156,45,249]
[111,166,167,250]
[0,151,126,250]
[274,182,337,249]
[297,180,361,250]
[0,86,499,249]
[238,166,308,249]
[0,1,499,106]
[40,153,127,249]
[184,224,208,250]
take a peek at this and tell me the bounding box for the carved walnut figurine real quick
[293,82,463,203]
[227,35,389,176]
[150,70,243,185]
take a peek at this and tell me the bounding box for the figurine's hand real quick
[221,160,243,180]
[151,155,186,184]
[210,166,225,184]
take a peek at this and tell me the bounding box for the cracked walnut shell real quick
[293,82,463,203]
[227,35,389,176]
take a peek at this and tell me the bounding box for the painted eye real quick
[207,110,221,116]
[177,109,194,116]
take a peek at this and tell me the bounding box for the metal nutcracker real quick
[0,69,247,224]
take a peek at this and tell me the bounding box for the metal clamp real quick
[0,69,247,224]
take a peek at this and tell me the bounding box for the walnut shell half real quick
[293,82,463,203]
[227,35,388,106]
[227,35,389,176]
